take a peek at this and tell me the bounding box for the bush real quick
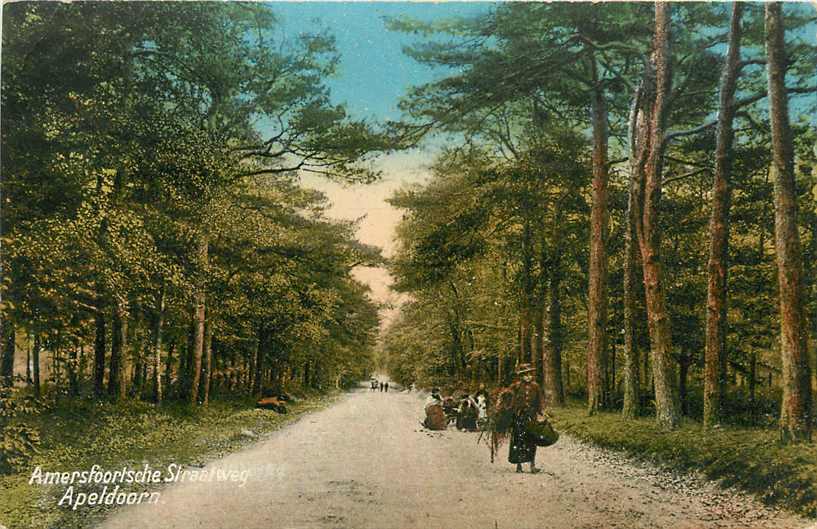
[0,386,45,474]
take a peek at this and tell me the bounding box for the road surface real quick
[98,385,809,529]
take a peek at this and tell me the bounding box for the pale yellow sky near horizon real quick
[300,149,435,326]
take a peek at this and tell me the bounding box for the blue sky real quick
[270,2,495,122]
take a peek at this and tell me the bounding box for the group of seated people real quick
[423,385,489,431]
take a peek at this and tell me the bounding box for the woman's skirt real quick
[508,414,536,464]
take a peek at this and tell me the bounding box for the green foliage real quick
[1,0,389,407]
[0,387,45,474]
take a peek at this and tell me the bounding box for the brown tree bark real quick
[635,2,682,430]
[704,2,743,429]
[622,87,642,419]
[765,2,812,443]
[152,284,165,403]
[587,65,610,415]
[189,234,208,405]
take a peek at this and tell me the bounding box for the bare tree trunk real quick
[635,3,681,430]
[587,68,610,415]
[152,284,165,403]
[765,2,812,443]
[189,234,208,405]
[704,2,743,428]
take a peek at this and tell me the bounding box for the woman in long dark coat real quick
[508,363,542,473]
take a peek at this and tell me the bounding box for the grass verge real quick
[0,392,339,529]
[549,401,817,519]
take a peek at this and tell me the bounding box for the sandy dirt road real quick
[98,386,810,529]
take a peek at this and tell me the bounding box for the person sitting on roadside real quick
[457,394,479,431]
[423,388,447,430]
[425,387,443,408]
[476,393,488,429]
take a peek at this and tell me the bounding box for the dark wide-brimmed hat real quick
[515,363,535,375]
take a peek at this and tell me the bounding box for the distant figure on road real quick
[508,363,542,474]
[370,379,378,391]
[385,382,389,392]
[380,382,384,392]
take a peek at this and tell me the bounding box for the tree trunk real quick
[164,342,174,397]
[623,94,641,418]
[545,252,565,407]
[534,301,545,393]
[252,327,263,397]
[108,302,128,400]
[109,305,122,398]
[634,3,681,430]
[608,343,616,405]
[749,350,758,425]
[704,2,743,429]
[203,320,213,405]
[152,284,165,403]
[766,2,812,443]
[587,70,610,415]
[1,320,15,386]
[679,353,690,416]
[25,338,32,384]
[31,336,41,395]
[68,345,80,397]
[189,234,208,405]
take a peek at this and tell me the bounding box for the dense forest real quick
[0,1,389,458]
[1,0,816,481]
[381,2,817,441]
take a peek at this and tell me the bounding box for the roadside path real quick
[98,386,809,529]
